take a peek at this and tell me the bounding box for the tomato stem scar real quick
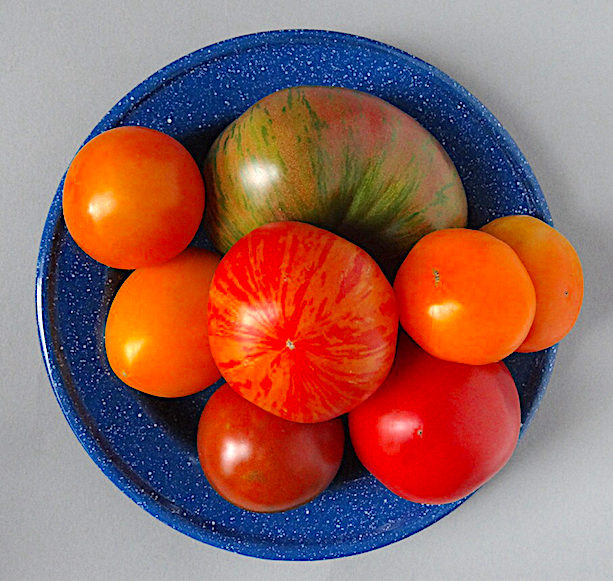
[433,269,440,286]
[286,339,296,350]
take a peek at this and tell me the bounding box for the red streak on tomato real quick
[208,221,399,423]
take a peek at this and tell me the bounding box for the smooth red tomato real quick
[481,215,583,352]
[394,228,536,364]
[207,221,399,423]
[105,248,221,397]
[197,384,345,512]
[349,334,521,504]
[63,126,205,269]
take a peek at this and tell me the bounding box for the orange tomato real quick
[481,215,583,352]
[105,248,221,397]
[394,228,536,365]
[63,126,205,269]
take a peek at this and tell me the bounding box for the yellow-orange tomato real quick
[481,215,583,352]
[105,248,220,397]
[394,228,536,365]
[63,126,205,269]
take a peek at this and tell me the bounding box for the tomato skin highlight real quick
[197,384,345,513]
[207,221,399,423]
[480,215,583,352]
[62,126,205,269]
[104,248,221,397]
[394,228,536,364]
[349,335,521,504]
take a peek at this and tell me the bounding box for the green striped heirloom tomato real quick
[204,86,467,276]
[207,221,399,423]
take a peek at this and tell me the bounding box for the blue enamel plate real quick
[36,30,556,560]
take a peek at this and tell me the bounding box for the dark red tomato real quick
[197,384,345,513]
[63,126,205,269]
[349,334,521,504]
[207,221,399,423]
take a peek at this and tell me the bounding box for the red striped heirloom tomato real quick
[349,335,521,504]
[197,385,345,513]
[207,221,399,423]
[204,86,467,276]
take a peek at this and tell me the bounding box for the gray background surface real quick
[2,1,612,580]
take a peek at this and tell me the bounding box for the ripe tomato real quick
[207,221,399,423]
[63,126,205,269]
[481,215,583,352]
[394,228,536,364]
[348,335,521,504]
[197,384,345,512]
[204,86,467,276]
[105,248,221,397]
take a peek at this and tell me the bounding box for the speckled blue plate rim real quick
[35,29,556,561]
